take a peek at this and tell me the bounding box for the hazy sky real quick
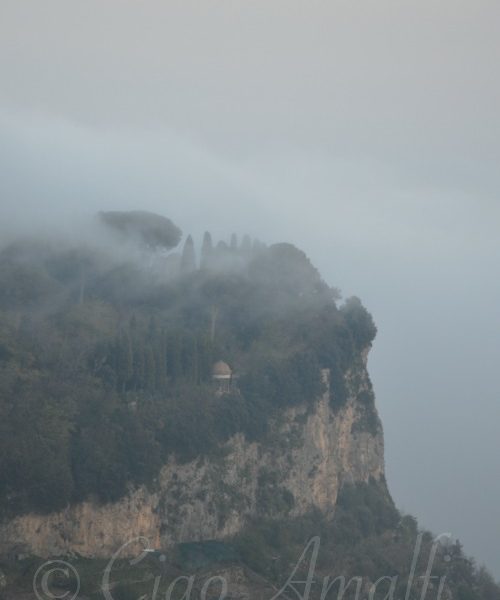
[1,0,499,576]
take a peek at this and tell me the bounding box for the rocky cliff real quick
[0,356,385,558]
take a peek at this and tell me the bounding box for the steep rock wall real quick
[0,359,385,558]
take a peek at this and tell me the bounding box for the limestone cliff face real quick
[0,354,385,558]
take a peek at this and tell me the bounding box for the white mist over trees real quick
[0,0,499,577]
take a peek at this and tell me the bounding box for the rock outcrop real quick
[0,355,385,558]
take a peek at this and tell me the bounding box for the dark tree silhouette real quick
[98,210,182,251]
[181,235,196,273]
[200,231,213,270]
[241,234,252,254]
[230,233,238,251]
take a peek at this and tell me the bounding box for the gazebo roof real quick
[212,360,232,378]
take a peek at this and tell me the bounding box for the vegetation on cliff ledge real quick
[2,482,499,600]
[0,231,377,516]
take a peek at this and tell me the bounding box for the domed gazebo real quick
[212,360,233,394]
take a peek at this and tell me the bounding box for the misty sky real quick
[1,0,499,576]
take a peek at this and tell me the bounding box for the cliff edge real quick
[0,357,384,558]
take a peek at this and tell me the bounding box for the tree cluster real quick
[0,233,377,516]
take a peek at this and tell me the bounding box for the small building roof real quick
[212,360,232,378]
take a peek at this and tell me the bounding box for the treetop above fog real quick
[98,210,182,251]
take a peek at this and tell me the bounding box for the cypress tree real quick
[155,333,168,392]
[115,333,133,392]
[230,233,238,251]
[144,346,156,392]
[198,334,213,382]
[200,231,213,270]
[167,332,182,382]
[181,235,196,273]
[133,343,145,390]
[181,334,198,382]
[241,234,252,255]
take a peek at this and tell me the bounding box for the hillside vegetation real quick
[1,223,499,600]
[0,232,376,516]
